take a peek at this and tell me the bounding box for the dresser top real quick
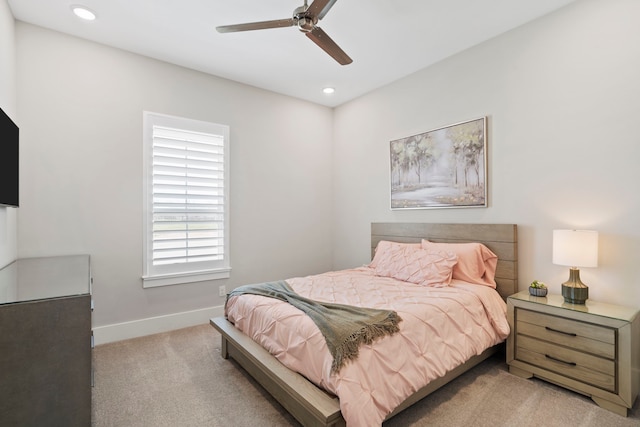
[0,255,91,305]
[509,290,638,322]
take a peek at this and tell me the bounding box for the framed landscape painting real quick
[390,117,487,209]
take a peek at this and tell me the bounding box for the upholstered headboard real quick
[371,223,518,300]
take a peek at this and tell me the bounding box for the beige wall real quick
[0,0,17,268]
[332,0,640,307]
[16,23,334,331]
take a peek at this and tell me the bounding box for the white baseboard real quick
[92,305,225,345]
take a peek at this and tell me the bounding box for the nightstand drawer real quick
[516,309,615,359]
[516,335,616,392]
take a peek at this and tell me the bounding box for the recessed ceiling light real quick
[71,5,97,21]
[323,87,335,94]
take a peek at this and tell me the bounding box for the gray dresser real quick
[0,255,92,426]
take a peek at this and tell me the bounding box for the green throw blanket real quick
[227,281,402,373]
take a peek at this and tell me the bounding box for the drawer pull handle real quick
[545,326,576,337]
[545,354,577,366]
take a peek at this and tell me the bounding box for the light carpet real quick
[92,324,640,427]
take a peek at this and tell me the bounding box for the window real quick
[142,112,230,287]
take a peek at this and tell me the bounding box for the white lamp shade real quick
[552,229,598,268]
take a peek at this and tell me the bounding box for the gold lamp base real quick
[561,267,588,304]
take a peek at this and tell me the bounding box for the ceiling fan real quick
[216,0,352,65]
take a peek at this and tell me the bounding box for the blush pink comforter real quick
[225,267,510,427]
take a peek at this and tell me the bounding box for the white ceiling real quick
[8,0,576,107]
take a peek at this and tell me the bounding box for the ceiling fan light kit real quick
[216,0,352,65]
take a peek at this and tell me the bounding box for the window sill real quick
[142,268,230,288]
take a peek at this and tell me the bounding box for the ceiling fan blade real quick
[306,26,352,65]
[306,0,338,20]
[216,18,294,33]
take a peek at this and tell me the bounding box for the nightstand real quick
[507,291,639,416]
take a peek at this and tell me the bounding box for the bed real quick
[211,223,518,426]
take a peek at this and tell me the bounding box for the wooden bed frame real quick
[211,223,518,427]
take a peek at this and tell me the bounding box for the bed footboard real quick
[210,317,346,427]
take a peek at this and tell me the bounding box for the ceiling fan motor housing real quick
[295,14,317,32]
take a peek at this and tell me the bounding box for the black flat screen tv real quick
[0,107,19,208]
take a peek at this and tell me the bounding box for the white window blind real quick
[143,112,230,287]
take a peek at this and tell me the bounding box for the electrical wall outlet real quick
[218,285,226,297]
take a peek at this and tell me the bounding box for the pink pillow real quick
[369,241,421,268]
[370,240,458,287]
[421,240,498,288]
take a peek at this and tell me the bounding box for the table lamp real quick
[552,229,598,304]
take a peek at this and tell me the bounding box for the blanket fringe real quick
[331,311,402,373]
